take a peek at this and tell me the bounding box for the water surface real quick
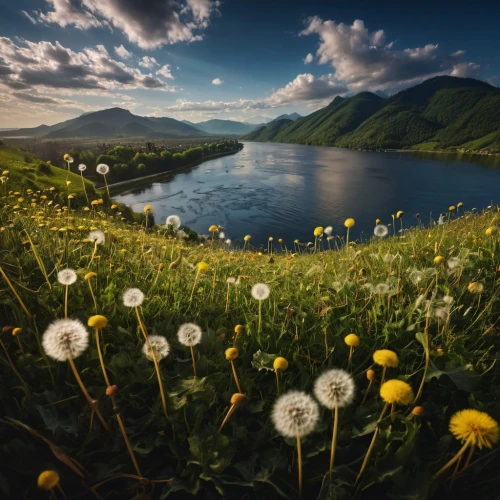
[115,143,500,246]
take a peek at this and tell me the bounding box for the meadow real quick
[0,148,499,499]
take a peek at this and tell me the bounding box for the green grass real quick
[1,170,500,498]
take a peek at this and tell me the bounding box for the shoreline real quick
[99,146,243,193]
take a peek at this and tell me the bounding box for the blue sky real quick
[0,0,498,127]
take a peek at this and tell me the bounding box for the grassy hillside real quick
[243,76,500,153]
[1,148,499,498]
[243,118,293,141]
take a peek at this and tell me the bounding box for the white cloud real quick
[300,16,475,91]
[21,10,38,24]
[114,44,132,60]
[0,37,169,92]
[304,53,314,64]
[138,56,159,69]
[157,64,175,80]
[451,62,482,79]
[30,0,220,49]
[212,77,223,85]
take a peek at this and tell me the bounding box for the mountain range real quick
[243,76,500,152]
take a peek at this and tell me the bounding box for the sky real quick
[0,0,498,128]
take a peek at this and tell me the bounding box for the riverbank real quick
[102,145,243,193]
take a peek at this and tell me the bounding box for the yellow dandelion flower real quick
[244,234,251,241]
[344,218,355,228]
[449,409,499,449]
[269,236,274,241]
[209,225,218,233]
[12,327,22,336]
[314,226,323,237]
[88,315,108,329]
[197,261,209,273]
[225,347,239,360]
[396,211,404,218]
[231,393,247,406]
[37,470,60,490]
[144,204,152,212]
[344,333,360,347]
[486,226,497,236]
[234,324,244,334]
[380,379,414,405]
[434,255,444,265]
[84,272,97,280]
[449,205,456,211]
[273,357,288,370]
[375,218,381,225]
[366,369,376,381]
[373,349,399,367]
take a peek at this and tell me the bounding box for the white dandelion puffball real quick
[142,335,170,361]
[96,163,110,175]
[227,277,236,284]
[78,164,86,172]
[166,215,181,229]
[374,224,389,238]
[88,230,105,244]
[42,318,89,362]
[225,239,231,245]
[324,226,333,236]
[443,295,454,305]
[313,369,355,409]
[272,391,319,438]
[410,270,424,285]
[251,283,270,301]
[66,156,74,163]
[177,323,202,346]
[122,288,145,307]
[57,268,77,285]
[375,283,390,295]
[219,231,226,239]
[176,230,187,239]
[447,257,461,270]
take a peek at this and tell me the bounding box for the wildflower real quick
[314,369,355,409]
[38,471,60,490]
[244,235,251,241]
[144,204,152,212]
[468,282,484,294]
[57,268,77,285]
[434,255,444,265]
[96,163,110,175]
[78,164,86,172]
[410,270,425,285]
[227,277,236,284]
[122,288,145,307]
[12,327,22,336]
[314,227,323,237]
[367,369,376,381]
[225,347,239,360]
[373,349,399,368]
[447,257,461,269]
[449,409,499,449]
[380,379,414,406]
[396,211,404,218]
[251,283,270,300]
[42,319,89,361]
[324,226,333,236]
[197,261,209,273]
[344,333,359,347]
[374,224,389,237]
[219,393,248,431]
[177,323,202,346]
[142,335,170,361]
[88,315,107,329]
[209,224,218,233]
[84,272,96,280]
[375,283,390,294]
[164,215,181,229]
[274,357,288,370]
[449,205,456,212]
[88,230,105,244]
[344,218,355,228]
[269,236,274,241]
[375,218,381,225]
[412,406,425,417]
[486,226,497,236]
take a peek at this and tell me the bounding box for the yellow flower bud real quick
[273,357,288,371]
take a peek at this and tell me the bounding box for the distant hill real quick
[243,119,294,141]
[271,112,302,122]
[193,119,259,135]
[242,76,500,152]
[1,107,204,139]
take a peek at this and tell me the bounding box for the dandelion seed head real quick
[375,283,390,294]
[96,163,110,175]
[271,391,319,438]
[227,277,236,284]
[468,282,484,294]
[122,288,144,307]
[447,257,461,270]
[324,226,333,236]
[374,224,389,238]
[219,231,226,239]
[177,323,202,346]
[443,295,454,305]
[251,283,270,300]
[78,164,86,172]
[42,318,89,362]
[142,335,170,361]
[449,409,499,449]
[166,215,181,229]
[88,230,105,244]
[57,268,77,285]
[314,369,355,409]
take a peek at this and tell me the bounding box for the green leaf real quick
[426,361,480,392]
[251,350,276,371]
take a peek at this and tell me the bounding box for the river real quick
[114,142,500,247]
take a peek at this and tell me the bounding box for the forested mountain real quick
[242,76,500,152]
[193,119,260,135]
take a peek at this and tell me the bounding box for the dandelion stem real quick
[16,336,25,355]
[432,439,471,479]
[275,369,281,396]
[346,227,350,249]
[88,280,98,313]
[0,265,32,318]
[361,379,373,405]
[81,172,89,205]
[391,402,396,422]
[89,241,98,266]
[329,405,339,480]
[64,285,69,318]
[67,355,109,432]
[230,360,242,392]
[135,307,168,417]
[188,269,200,305]
[219,403,237,432]
[348,346,353,371]
[225,283,230,313]
[103,174,110,207]
[0,338,29,392]
[380,365,387,386]
[414,316,430,404]
[297,435,303,497]
[22,228,51,290]
[355,402,389,485]
[258,300,262,335]
[190,345,197,378]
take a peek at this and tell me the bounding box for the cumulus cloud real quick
[0,37,168,92]
[31,0,220,49]
[212,77,223,85]
[114,44,132,59]
[157,64,175,80]
[138,56,159,69]
[304,53,314,64]
[300,16,476,91]
[451,62,482,79]
[164,98,267,113]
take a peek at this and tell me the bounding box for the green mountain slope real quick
[243,76,500,152]
[243,119,293,141]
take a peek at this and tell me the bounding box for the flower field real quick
[1,157,499,499]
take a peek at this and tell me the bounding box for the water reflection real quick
[115,143,500,246]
